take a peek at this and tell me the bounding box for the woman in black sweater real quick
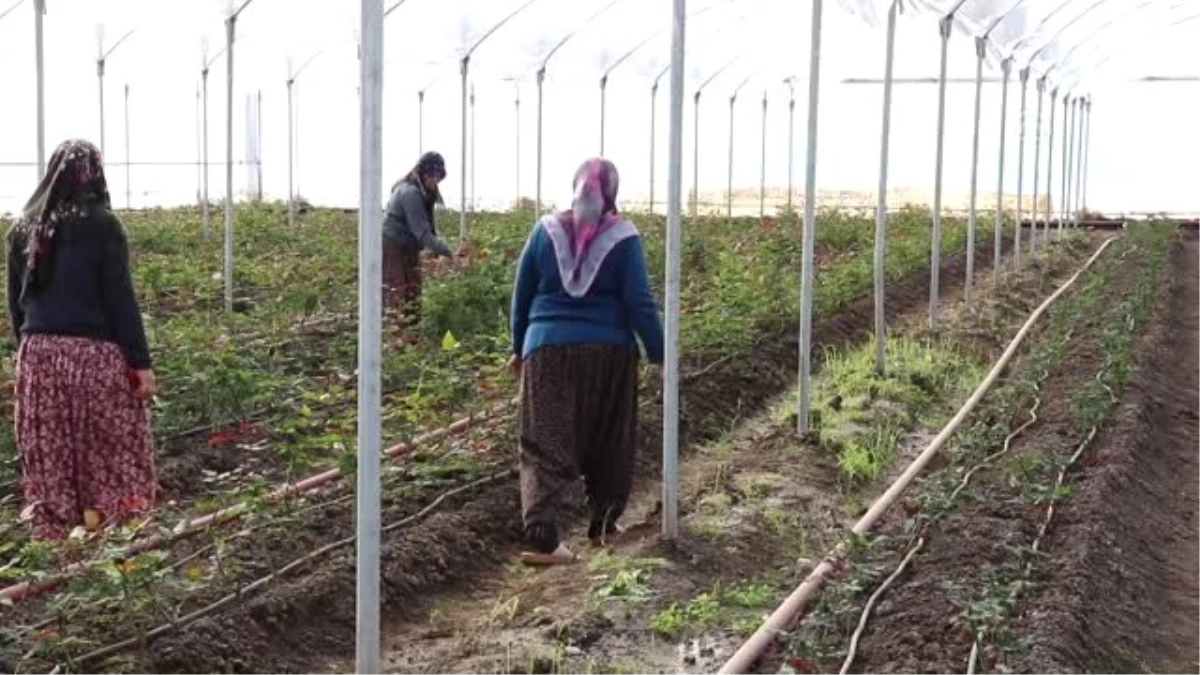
[6,138,157,539]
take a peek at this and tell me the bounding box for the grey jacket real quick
[383,179,452,257]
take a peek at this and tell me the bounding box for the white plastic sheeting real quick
[837,0,1198,92]
[0,0,1196,214]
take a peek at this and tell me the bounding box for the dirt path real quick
[1147,236,1200,667]
[1137,233,1200,667]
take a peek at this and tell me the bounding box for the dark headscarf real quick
[404,151,446,206]
[10,139,111,292]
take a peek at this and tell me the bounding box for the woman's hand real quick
[507,355,523,379]
[132,369,157,401]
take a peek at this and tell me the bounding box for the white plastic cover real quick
[836,0,1198,93]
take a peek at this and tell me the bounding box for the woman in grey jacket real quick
[383,151,453,327]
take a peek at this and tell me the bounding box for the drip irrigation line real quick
[62,469,515,670]
[967,346,1121,673]
[840,537,927,674]
[839,366,1050,674]
[719,236,1120,674]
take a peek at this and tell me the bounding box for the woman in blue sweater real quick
[509,158,664,565]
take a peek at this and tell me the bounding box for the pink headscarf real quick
[541,158,636,299]
[558,158,622,273]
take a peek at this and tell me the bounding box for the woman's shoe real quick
[519,542,577,566]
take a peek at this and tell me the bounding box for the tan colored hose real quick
[718,235,1119,674]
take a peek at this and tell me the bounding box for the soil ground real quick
[766,229,1196,675]
[159,236,1007,675]
[8,234,1110,675]
[303,236,1093,675]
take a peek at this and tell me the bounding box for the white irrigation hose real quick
[718,236,1120,674]
[966,345,1122,673]
[840,368,1051,675]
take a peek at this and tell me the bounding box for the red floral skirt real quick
[15,334,158,539]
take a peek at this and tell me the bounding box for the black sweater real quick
[6,211,152,369]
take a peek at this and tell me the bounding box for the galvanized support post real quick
[929,14,951,331]
[872,0,897,375]
[662,0,686,541]
[965,36,985,302]
[759,91,767,219]
[1030,77,1044,259]
[796,0,823,436]
[994,58,1011,277]
[1013,67,1029,269]
[1044,87,1057,247]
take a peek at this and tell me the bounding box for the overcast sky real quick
[0,0,1196,216]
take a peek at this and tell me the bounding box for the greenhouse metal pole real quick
[1058,94,1069,238]
[692,90,700,217]
[98,60,107,157]
[1030,77,1044,259]
[691,89,700,214]
[727,93,736,220]
[256,90,263,201]
[195,86,202,206]
[514,82,521,207]
[224,13,237,314]
[286,49,324,223]
[787,81,795,213]
[1080,96,1089,220]
[1070,95,1080,225]
[124,83,131,209]
[470,83,476,213]
[600,75,608,154]
[535,68,544,215]
[662,0,685,541]
[453,0,544,236]
[1013,67,1029,269]
[872,0,897,375]
[759,91,767,219]
[993,58,1010,277]
[355,0,384,670]
[533,0,619,218]
[96,28,136,163]
[417,90,424,153]
[1063,96,1075,232]
[929,14,951,332]
[694,55,748,219]
[461,58,469,234]
[287,77,295,227]
[1069,96,1079,227]
[965,36,985,304]
[649,83,658,213]
[222,1,254,313]
[202,66,211,238]
[1082,99,1091,211]
[34,0,45,179]
[725,75,756,221]
[1043,88,1056,250]
[796,0,823,437]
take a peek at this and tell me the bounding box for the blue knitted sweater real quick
[510,220,664,363]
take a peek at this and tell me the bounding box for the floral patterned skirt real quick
[15,334,157,539]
